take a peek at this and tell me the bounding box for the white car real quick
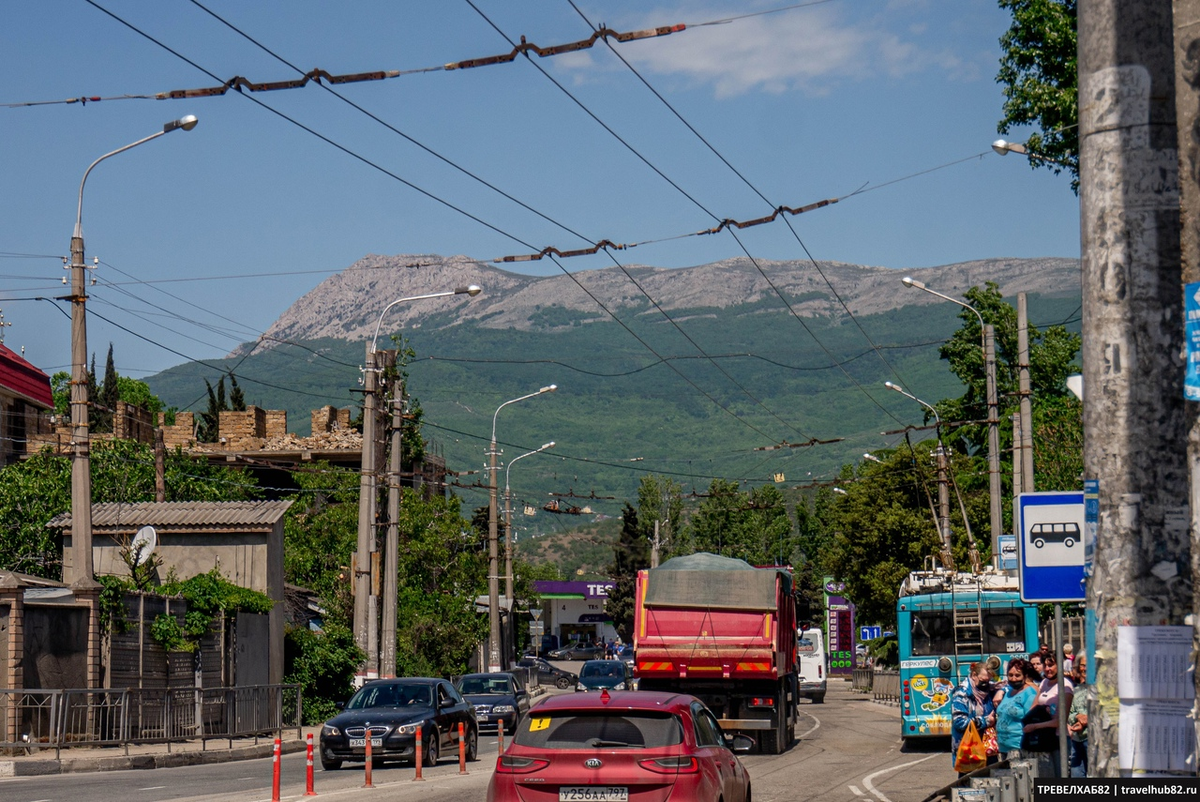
[797,627,827,704]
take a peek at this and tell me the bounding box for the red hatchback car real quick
[487,690,753,802]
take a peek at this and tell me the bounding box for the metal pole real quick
[1055,604,1067,777]
[651,519,660,568]
[1016,293,1035,493]
[487,435,502,672]
[382,394,401,679]
[67,226,95,587]
[984,324,1002,565]
[1079,0,1189,776]
[935,445,953,569]
[353,345,377,684]
[504,484,514,604]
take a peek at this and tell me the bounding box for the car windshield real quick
[458,676,511,695]
[516,711,683,749]
[580,662,623,679]
[345,682,432,710]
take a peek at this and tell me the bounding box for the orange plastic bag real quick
[954,721,987,773]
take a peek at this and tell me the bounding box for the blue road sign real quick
[998,534,1018,571]
[1018,492,1086,603]
[859,625,882,641]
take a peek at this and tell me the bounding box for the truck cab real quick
[796,627,827,704]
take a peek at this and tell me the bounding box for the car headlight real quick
[396,720,426,735]
[612,682,626,691]
[577,682,588,691]
[321,724,340,737]
[491,704,515,714]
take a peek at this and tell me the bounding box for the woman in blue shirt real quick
[995,658,1038,758]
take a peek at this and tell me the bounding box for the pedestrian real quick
[995,658,1038,760]
[1062,643,1074,674]
[951,662,996,775]
[1028,650,1045,682]
[1067,653,1091,777]
[1023,652,1074,777]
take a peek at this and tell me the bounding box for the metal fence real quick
[871,670,901,705]
[851,668,873,693]
[1,684,301,757]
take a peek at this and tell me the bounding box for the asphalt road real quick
[0,681,957,802]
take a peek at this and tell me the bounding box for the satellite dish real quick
[130,526,158,566]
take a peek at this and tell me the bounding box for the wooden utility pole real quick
[1080,0,1191,776]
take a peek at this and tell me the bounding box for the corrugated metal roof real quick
[47,500,293,530]
[0,343,52,408]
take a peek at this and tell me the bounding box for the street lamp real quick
[863,453,884,464]
[900,277,1002,568]
[504,441,556,605]
[66,114,199,588]
[991,139,1072,167]
[488,385,557,671]
[354,284,483,682]
[884,381,941,426]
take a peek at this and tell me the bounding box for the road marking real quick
[849,784,863,796]
[138,787,167,791]
[860,754,937,802]
[796,710,821,741]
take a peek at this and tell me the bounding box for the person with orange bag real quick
[950,662,996,775]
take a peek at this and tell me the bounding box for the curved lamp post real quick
[488,385,556,671]
[504,441,556,604]
[901,277,1002,565]
[68,115,199,588]
[354,284,482,681]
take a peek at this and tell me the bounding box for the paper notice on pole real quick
[1117,626,1194,699]
[1118,700,1197,772]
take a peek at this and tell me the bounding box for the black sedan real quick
[319,678,479,770]
[546,641,605,660]
[516,656,578,690]
[455,672,531,735]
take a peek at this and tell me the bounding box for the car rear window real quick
[515,711,683,749]
[580,662,624,678]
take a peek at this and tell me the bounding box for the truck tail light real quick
[747,697,776,708]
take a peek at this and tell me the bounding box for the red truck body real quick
[633,553,798,753]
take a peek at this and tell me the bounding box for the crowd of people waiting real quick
[950,645,1092,778]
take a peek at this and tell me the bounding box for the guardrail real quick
[871,670,901,705]
[1,684,301,757]
[851,668,874,693]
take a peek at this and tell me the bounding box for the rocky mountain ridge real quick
[235,254,1081,355]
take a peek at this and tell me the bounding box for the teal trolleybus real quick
[896,569,1039,739]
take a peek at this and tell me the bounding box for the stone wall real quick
[219,407,267,450]
[311,405,352,435]
[161,411,195,449]
[113,400,154,444]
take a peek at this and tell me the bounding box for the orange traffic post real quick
[413,727,425,782]
[304,732,317,796]
[498,728,504,754]
[363,726,374,789]
[271,738,282,802]
[458,722,468,775]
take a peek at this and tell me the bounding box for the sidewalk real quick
[0,725,318,777]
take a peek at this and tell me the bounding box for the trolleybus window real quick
[910,611,954,656]
[983,609,1026,653]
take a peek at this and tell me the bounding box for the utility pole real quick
[1016,293,1035,493]
[984,323,1003,563]
[487,436,502,672]
[381,392,402,679]
[504,480,513,603]
[935,445,954,570]
[651,520,661,568]
[354,345,378,685]
[154,427,165,503]
[66,225,96,588]
[1173,0,1200,774]
[1080,0,1190,777]
[1012,414,1024,510]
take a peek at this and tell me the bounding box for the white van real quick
[796,627,827,704]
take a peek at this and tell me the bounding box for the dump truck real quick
[633,552,799,753]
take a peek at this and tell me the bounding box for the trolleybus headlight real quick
[937,657,952,672]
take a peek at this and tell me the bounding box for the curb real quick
[0,738,307,777]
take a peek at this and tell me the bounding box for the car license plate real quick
[559,787,628,801]
[347,738,382,747]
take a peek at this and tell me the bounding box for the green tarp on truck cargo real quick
[644,552,791,610]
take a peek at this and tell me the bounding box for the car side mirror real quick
[727,734,755,754]
[334,701,345,710]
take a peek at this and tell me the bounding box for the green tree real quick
[197,377,228,443]
[997,0,1078,188]
[100,343,118,432]
[636,475,683,558]
[604,503,651,640]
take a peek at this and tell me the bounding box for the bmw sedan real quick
[456,672,531,735]
[518,656,578,690]
[487,690,753,802]
[576,659,633,692]
[548,642,606,661]
[319,678,479,769]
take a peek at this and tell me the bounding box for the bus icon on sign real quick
[1030,522,1079,549]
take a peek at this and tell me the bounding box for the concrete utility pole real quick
[381,393,402,679]
[1173,0,1200,771]
[935,445,954,570]
[984,324,1003,558]
[1016,293,1035,493]
[353,345,379,684]
[1080,0,1191,777]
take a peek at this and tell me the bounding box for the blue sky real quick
[1,0,1078,382]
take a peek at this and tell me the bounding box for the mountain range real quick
[148,253,1082,526]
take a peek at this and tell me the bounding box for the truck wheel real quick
[813,694,825,704]
[760,729,779,754]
